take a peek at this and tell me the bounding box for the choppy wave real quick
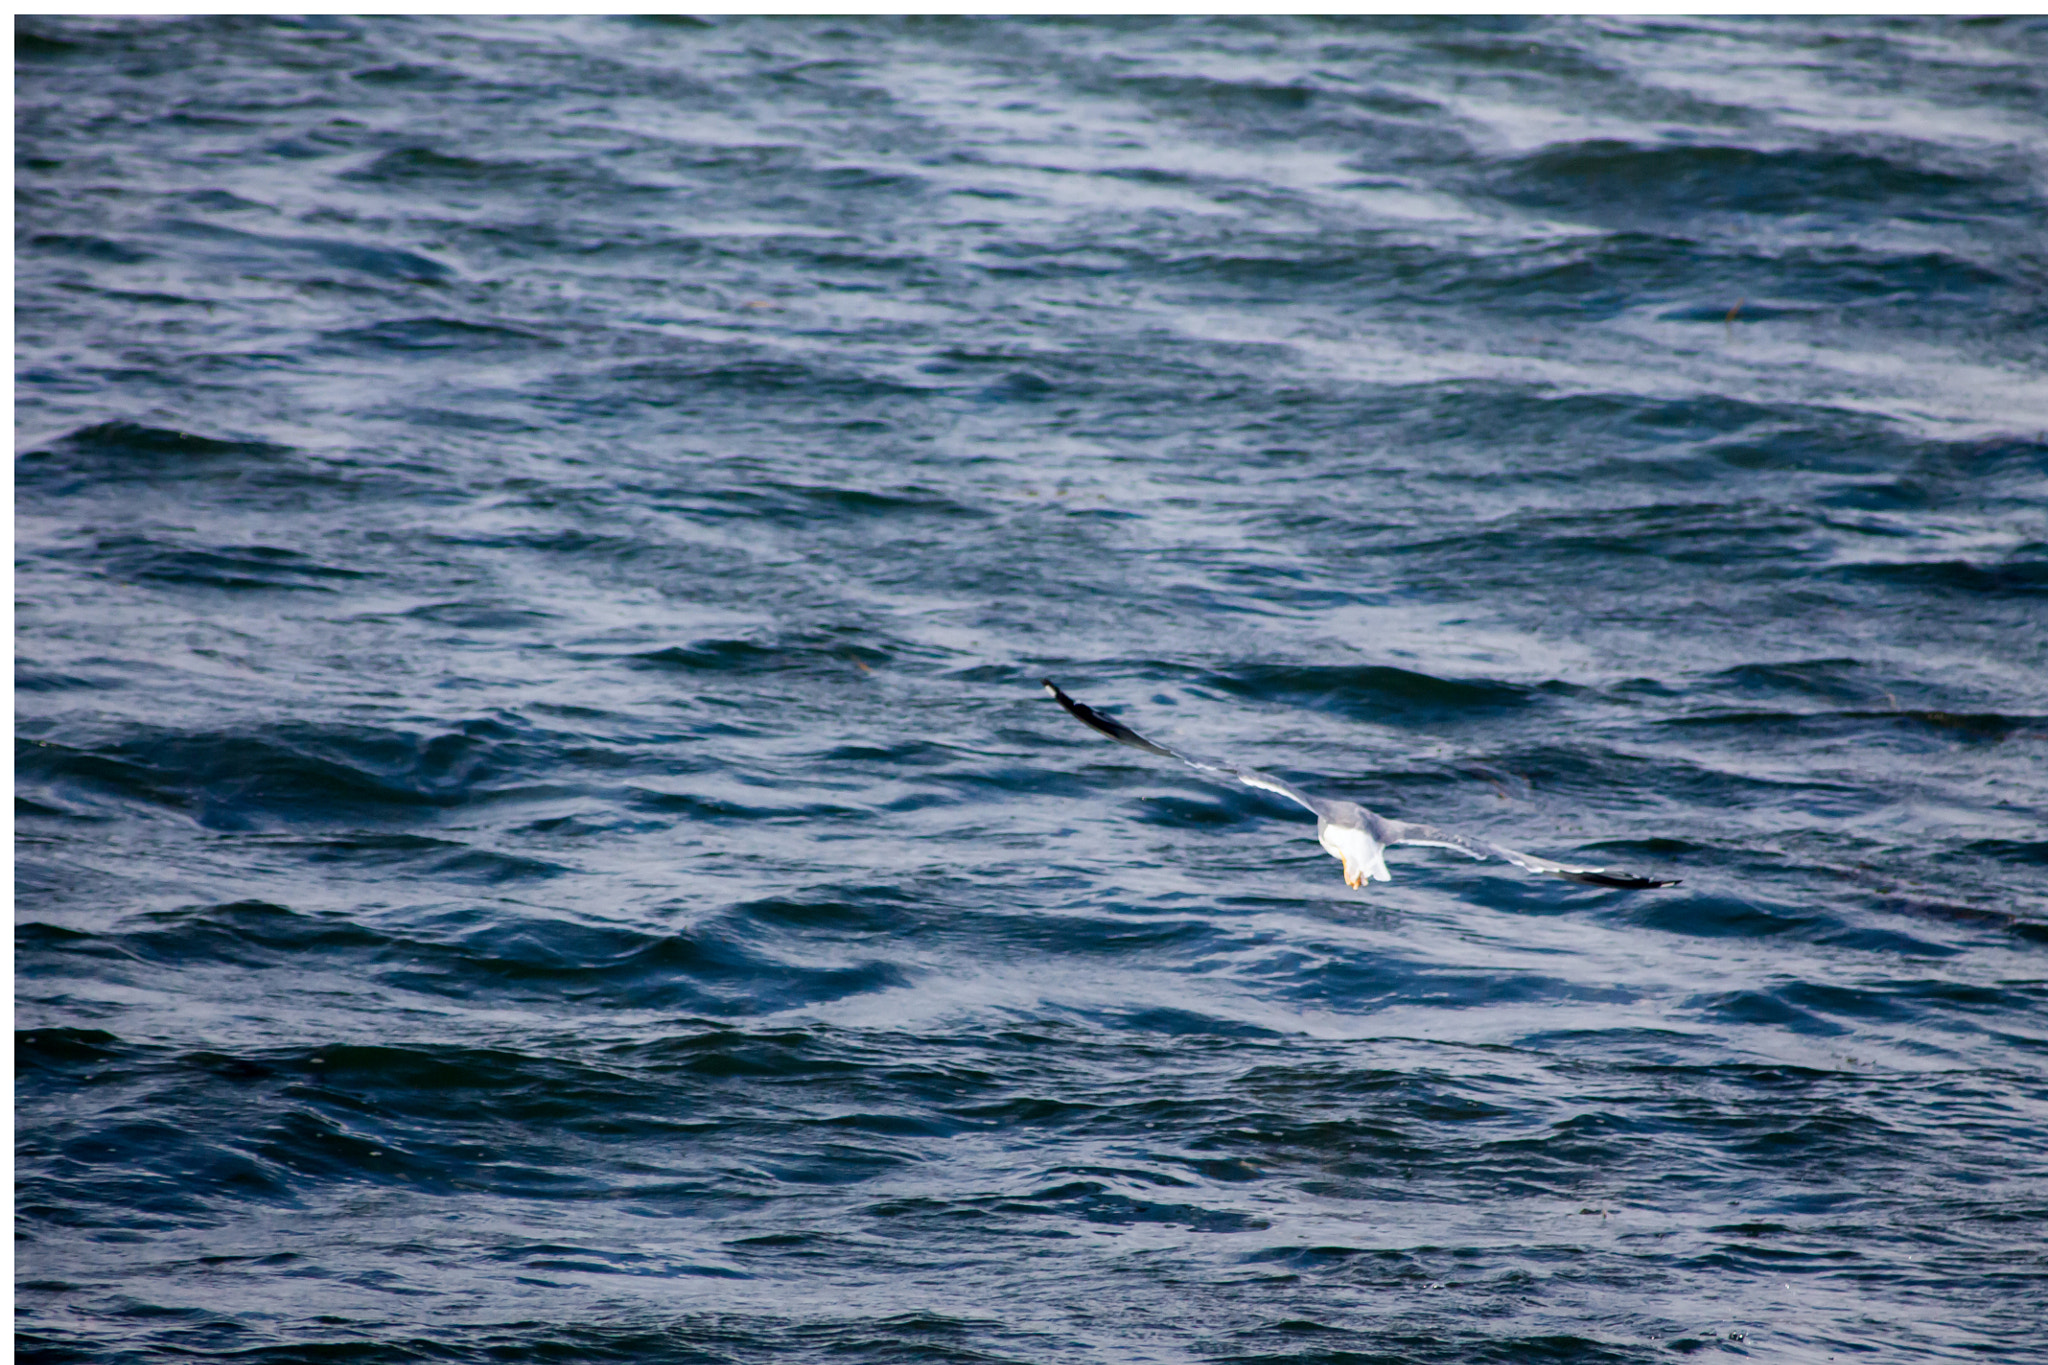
[18,14,2048,1365]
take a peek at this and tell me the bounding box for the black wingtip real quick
[1041,680,1176,757]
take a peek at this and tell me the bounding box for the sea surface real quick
[15,15,2048,1363]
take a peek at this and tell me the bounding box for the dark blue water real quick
[16,15,2048,1362]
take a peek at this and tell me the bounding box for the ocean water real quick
[15,14,2048,1363]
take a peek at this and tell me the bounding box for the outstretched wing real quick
[1044,680,1678,890]
[1378,818,1679,889]
[1042,680,1326,817]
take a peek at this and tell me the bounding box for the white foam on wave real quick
[1606,18,2048,152]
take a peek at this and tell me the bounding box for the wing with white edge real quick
[1043,680,1678,890]
[1042,680,1326,817]
[1379,818,1679,889]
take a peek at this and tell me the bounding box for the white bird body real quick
[1317,813,1391,887]
[1042,680,1678,892]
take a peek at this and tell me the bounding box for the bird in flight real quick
[1043,680,1678,890]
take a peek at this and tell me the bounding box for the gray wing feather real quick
[1042,681,1327,817]
[1382,819,1678,889]
[1043,681,1676,889]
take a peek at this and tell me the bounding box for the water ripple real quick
[17,14,2048,1364]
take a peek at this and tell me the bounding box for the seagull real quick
[1043,680,1678,890]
